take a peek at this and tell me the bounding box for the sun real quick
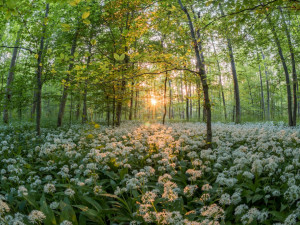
[151,98,157,106]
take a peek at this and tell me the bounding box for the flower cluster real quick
[0,122,299,224]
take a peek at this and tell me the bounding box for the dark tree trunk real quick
[168,79,173,119]
[180,73,184,119]
[185,77,189,121]
[219,3,241,124]
[82,46,92,124]
[163,73,168,124]
[129,81,134,120]
[106,94,110,126]
[112,85,116,127]
[266,13,293,126]
[178,0,212,147]
[211,36,227,120]
[3,27,22,124]
[57,23,79,127]
[261,51,271,120]
[76,100,80,121]
[134,89,138,119]
[36,3,49,135]
[258,63,265,119]
[189,81,192,119]
[279,6,297,126]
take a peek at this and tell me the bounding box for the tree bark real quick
[211,36,227,120]
[163,73,168,124]
[178,0,212,147]
[57,24,79,127]
[134,88,138,119]
[36,3,49,135]
[266,13,293,126]
[185,76,189,121]
[129,81,134,120]
[82,43,92,124]
[168,79,173,119]
[257,52,265,120]
[279,6,297,126]
[261,51,271,120]
[219,3,241,124]
[3,27,22,124]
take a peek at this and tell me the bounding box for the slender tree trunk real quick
[116,46,129,126]
[112,85,116,126]
[189,81,192,119]
[211,36,227,120]
[279,6,297,126]
[180,73,184,119]
[163,73,168,124]
[31,91,37,120]
[185,77,189,121]
[3,27,22,124]
[266,13,293,126]
[257,52,265,119]
[36,3,49,135]
[106,94,110,126]
[134,88,138,119]
[76,100,80,121]
[69,91,73,125]
[82,48,92,124]
[129,81,134,120]
[261,51,271,120]
[57,24,79,127]
[178,0,212,147]
[168,79,173,119]
[196,79,201,121]
[219,3,241,124]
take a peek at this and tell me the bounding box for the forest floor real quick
[0,122,299,224]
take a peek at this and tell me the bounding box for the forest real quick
[0,0,299,224]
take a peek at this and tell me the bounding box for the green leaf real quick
[114,53,120,61]
[60,201,78,225]
[252,194,263,203]
[40,195,57,225]
[269,211,286,222]
[119,53,125,61]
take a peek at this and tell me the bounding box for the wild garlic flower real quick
[28,210,46,224]
[64,188,75,197]
[60,220,73,225]
[44,183,56,194]
[0,200,10,215]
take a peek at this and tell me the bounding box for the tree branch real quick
[0,45,36,54]
[202,0,280,30]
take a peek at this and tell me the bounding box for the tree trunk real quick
[134,88,138,119]
[185,76,189,121]
[129,81,134,120]
[76,100,80,121]
[257,52,265,120]
[168,79,173,119]
[279,6,297,126]
[57,24,79,127]
[106,94,110,126]
[112,85,116,126]
[178,0,212,147]
[211,36,227,120]
[219,3,241,124]
[261,51,271,120]
[36,3,49,135]
[3,27,22,124]
[163,73,168,124]
[189,81,192,119]
[266,13,293,126]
